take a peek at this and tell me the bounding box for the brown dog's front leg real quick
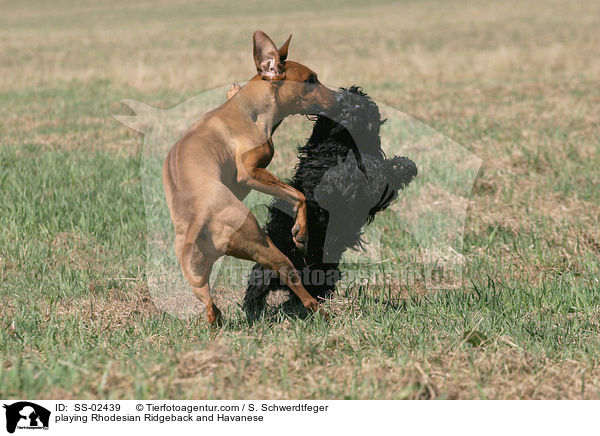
[247,167,308,251]
[237,140,308,252]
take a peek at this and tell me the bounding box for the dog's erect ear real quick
[278,34,292,62]
[253,30,285,80]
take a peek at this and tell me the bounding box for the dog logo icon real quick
[2,402,50,433]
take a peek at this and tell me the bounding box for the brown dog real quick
[162,30,337,324]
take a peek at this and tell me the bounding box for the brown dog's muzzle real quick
[303,84,340,116]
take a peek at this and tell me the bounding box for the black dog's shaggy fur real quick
[243,86,417,317]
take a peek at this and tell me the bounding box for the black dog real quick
[243,86,417,318]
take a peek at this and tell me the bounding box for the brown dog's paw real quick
[226,82,241,100]
[206,304,223,327]
[302,298,329,321]
[292,223,308,253]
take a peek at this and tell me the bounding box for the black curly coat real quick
[243,86,417,317]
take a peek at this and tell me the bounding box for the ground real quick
[1,0,599,399]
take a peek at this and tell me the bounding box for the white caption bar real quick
[0,400,597,435]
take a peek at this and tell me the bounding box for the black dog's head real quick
[308,85,385,158]
[292,86,387,200]
[291,86,417,262]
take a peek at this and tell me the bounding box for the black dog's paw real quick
[390,156,418,188]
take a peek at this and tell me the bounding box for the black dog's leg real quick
[243,263,279,321]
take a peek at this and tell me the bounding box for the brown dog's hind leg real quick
[192,283,222,326]
[188,258,222,326]
[225,213,326,318]
[177,219,223,325]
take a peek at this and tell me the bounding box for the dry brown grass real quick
[2,1,599,91]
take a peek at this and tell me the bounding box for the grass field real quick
[1,0,600,399]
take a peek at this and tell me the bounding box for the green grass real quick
[1,0,600,399]
[2,136,599,398]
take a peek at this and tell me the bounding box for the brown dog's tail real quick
[180,221,207,288]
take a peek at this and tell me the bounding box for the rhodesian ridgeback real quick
[162,30,337,324]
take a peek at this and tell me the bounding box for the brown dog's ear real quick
[253,30,284,80]
[278,34,292,62]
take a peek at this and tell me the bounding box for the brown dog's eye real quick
[306,74,317,84]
